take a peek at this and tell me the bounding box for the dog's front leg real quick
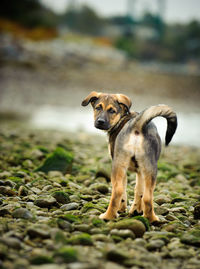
[100,162,127,220]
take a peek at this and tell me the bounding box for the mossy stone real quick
[52,191,70,204]
[30,255,54,265]
[133,216,150,231]
[35,147,74,174]
[61,214,81,223]
[68,233,93,245]
[111,219,146,238]
[181,230,200,247]
[55,247,78,263]
[106,248,129,263]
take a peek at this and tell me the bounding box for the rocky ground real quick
[0,123,200,269]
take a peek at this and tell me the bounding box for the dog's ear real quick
[81,91,101,106]
[116,94,132,112]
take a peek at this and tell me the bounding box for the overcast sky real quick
[41,0,200,23]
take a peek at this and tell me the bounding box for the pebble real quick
[60,202,79,211]
[0,171,11,178]
[18,186,29,196]
[155,195,171,205]
[0,186,16,196]
[52,191,70,204]
[193,203,200,219]
[106,248,129,263]
[12,208,33,219]
[169,248,193,259]
[57,219,72,231]
[34,196,57,208]
[27,226,50,239]
[42,185,53,192]
[110,229,135,239]
[111,219,146,238]
[0,237,22,249]
[146,239,165,250]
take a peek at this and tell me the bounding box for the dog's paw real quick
[99,212,118,220]
[128,209,143,217]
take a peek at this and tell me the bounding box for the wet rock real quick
[170,207,187,214]
[12,208,33,219]
[96,164,111,181]
[90,183,109,194]
[193,203,200,219]
[155,206,169,216]
[106,248,129,263]
[30,255,54,265]
[18,185,29,196]
[146,239,165,250]
[35,147,73,174]
[60,202,79,211]
[0,237,22,249]
[34,196,58,208]
[4,180,16,188]
[0,171,11,179]
[57,219,72,231]
[68,233,93,245]
[52,191,70,204]
[48,171,63,178]
[74,224,90,233]
[104,262,125,269]
[110,229,135,239]
[30,264,66,269]
[27,225,50,239]
[54,247,78,263]
[42,185,53,192]
[23,159,34,168]
[111,219,146,238]
[0,207,11,216]
[30,148,44,159]
[155,195,171,205]
[92,234,111,242]
[169,248,193,259]
[0,186,16,196]
[60,214,81,223]
[180,230,200,247]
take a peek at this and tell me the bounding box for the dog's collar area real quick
[108,113,133,158]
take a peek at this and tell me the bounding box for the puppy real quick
[81,92,177,223]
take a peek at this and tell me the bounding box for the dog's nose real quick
[97,118,106,125]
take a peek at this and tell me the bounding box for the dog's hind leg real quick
[99,156,129,220]
[142,171,159,223]
[129,172,144,216]
[118,176,127,213]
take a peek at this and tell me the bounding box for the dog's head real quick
[81,91,132,131]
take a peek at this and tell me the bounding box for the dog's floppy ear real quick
[116,94,132,112]
[81,91,101,106]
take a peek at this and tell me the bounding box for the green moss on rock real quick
[133,216,150,231]
[68,233,93,245]
[61,214,81,223]
[52,191,70,204]
[35,147,74,174]
[30,255,54,265]
[55,247,78,263]
[110,219,146,238]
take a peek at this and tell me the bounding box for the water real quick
[31,106,200,147]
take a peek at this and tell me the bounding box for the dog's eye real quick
[95,106,102,111]
[108,108,116,114]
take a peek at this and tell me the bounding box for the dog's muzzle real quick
[95,117,110,130]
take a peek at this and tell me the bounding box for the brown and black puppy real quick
[81,91,177,223]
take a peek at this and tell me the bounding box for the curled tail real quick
[134,105,177,146]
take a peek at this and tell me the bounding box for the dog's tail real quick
[134,105,177,146]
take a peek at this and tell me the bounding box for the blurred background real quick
[0,0,200,146]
